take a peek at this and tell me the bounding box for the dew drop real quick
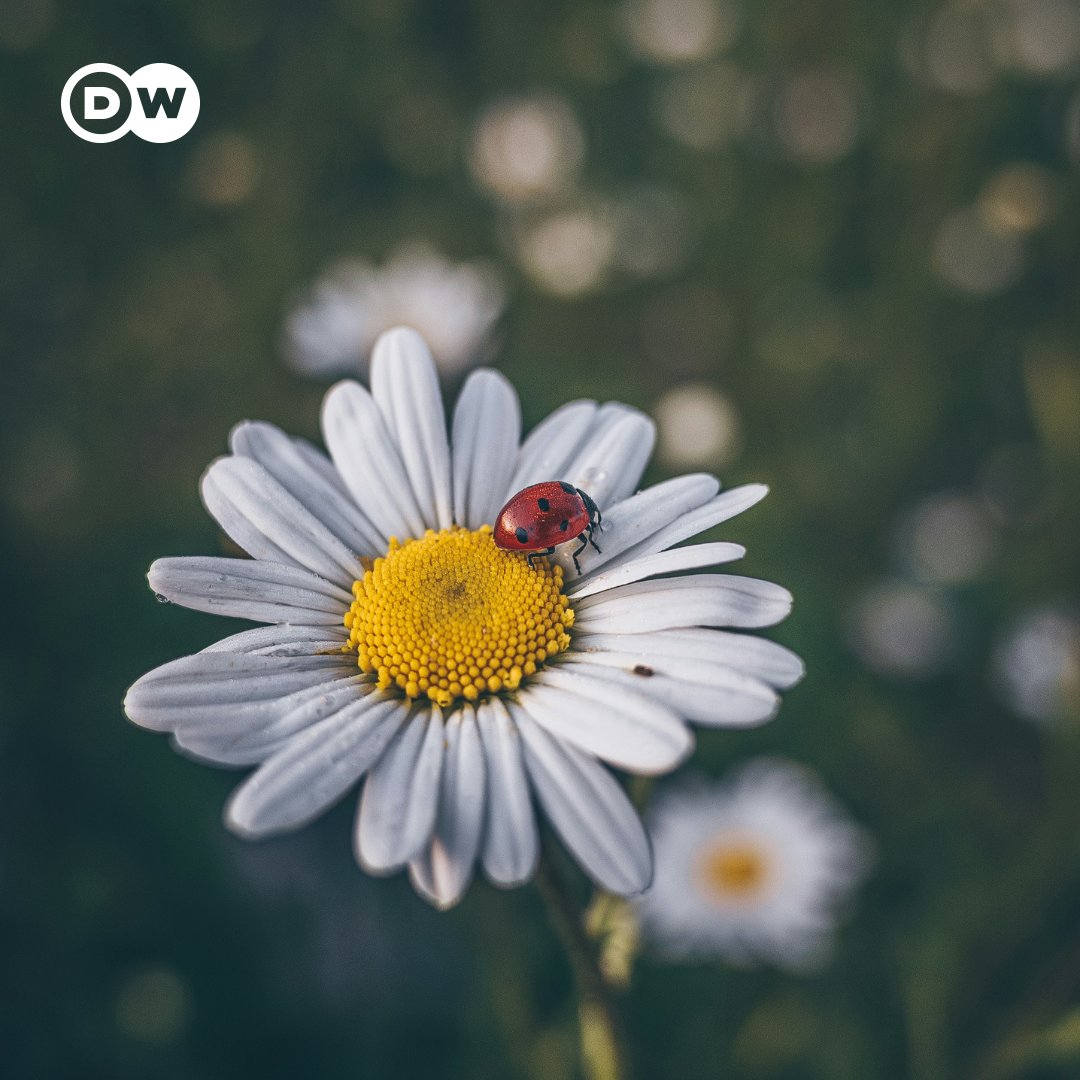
[154,593,171,604]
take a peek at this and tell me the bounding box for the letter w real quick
[138,85,186,118]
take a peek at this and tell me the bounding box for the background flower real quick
[636,760,871,969]
[284,245,505,377]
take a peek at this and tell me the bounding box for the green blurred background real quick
[4,0,1080,1076]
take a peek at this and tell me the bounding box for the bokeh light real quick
[849,582,958,679]
[654,383,742,469]
[993,608,1080,725]
[469,95,585,203]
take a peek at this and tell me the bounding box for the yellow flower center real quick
[344,526,574,708]
[697,838,772,902]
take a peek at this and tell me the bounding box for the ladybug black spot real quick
[537,497,550,512]
[558,481,576,494]
[514,526,529,544]
[559,519,569,531]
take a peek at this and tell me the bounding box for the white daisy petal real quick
[124,652,353,733]
[356,707,445,873]
[511,705,653,895]
[475,698,540,886]
[408,708,487,909]
[525,667,693,773]
[229,421,384,556]
[574,574,793,633]
[321,379,428,543]
[175,676,371,765]
[148,556,351,624]
[601,484,770,573]
[566,473,720,577]
[567,542,745,598]
[558,656,780,727]
[508,399,598,494]
[452,369,522,529]
[225,693,404,838]
[201,623,349,656]
[370,327,453,532]
[563,406,656,508]
[573,629,805,690]
[201,456,363,586]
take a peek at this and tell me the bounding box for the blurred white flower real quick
[469,95,585,202]
[993,608,1080,726]
[636,760,870,968]
[284,245,505,377]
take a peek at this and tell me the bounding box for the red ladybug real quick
[493,481,603,572]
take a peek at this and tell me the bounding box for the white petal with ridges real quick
[558,656,779,726]
[511,706,652,895]
[230,421,384,556]
[563,406,656,509]
[201,456,363,586]
[225,693,403,837]
[525,667,693,773]
[124,652,354,732]
[201,624,349,656]
[508,400,598,495]
[475,698,539,886]
[370,328,453,532]
[573,629,805,689]
[356,707,445,873]
[601,485,769,573]
[175,675,371,765]
[452,369,522,529]
[321,379,428,543]
[574,574,793,633]
[408,708,487,909]
[148,557,350,624]
[567,542,745,598]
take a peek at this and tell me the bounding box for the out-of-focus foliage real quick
[2,0,1080,1077]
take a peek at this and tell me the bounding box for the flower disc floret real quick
[697,837,772,903]
[344,526,574,707]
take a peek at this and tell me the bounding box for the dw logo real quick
[62,63,200,144]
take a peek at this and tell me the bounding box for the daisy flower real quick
[125,327,802,909]
[284,245,504,377]
[636,760,870,968]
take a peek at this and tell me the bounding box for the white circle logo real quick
[62,63,200,144]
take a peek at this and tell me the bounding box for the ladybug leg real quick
[586,524,602,554]
[527,548,556,570]
[570,532,590,573]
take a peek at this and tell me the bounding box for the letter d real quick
[84,86,120,119]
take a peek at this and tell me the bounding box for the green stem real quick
[535,859,632,1080]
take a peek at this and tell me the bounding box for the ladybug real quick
[493,481,603,573]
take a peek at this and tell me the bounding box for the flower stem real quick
[535,856,632,1080]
